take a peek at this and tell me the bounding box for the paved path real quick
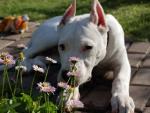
[0,22,150,113]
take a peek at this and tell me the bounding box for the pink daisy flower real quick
[58,82,70,89]
[0,52,15,65]
[37,82,56,94]
[67,71,80,77]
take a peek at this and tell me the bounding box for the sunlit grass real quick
[110,4,150,41]
[0,0,150,41]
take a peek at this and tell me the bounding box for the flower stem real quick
[44,65,50,82]
[14,68,20,96]
[1,66,6,98]
[20,70,24,92]
[5,65,14,97]
[67,77,71,85]
[59,90,65,113]
[47,94,50,113]
[38,95,42,106]
[44,93,47,102]
[44,93,48,113]
[30,72,36,96]
[61,96,64,113]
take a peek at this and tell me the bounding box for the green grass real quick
[0,0,150,41]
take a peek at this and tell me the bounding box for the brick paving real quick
[144,108,150,113]
[0,22,150,113]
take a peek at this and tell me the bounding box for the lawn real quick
[0,0,150,41]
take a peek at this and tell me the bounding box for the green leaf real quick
[0,98,20,113]
[38,102,58,113]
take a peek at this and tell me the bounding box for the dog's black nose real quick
[61,70,69,82]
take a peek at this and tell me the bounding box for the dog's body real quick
[22,0,135,113]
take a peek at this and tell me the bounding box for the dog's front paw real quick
[111,94,135,113]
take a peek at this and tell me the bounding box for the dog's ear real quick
[59,0,76,27]
[90,0,107,30]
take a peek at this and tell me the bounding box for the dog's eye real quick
[59,44,65,51]
[83,45,93,51]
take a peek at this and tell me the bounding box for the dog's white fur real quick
[22,0,135,112]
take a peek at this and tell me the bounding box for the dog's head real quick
[57,0,108,85]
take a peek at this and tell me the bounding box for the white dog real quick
[22,0,135,112]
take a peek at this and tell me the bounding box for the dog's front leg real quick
[111,51,135,113]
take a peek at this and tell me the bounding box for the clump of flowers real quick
[37,82,56,95]
[0,51,85,112]
[58,56,83,112]
[0,52,15,65]
[0,52,61,112]
[0,52,16,98]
